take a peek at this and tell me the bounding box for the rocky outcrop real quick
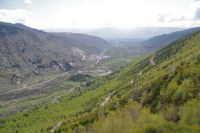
[12,74,22,85]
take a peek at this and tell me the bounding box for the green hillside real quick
[1,31,200,133]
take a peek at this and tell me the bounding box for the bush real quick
[173,78,196,104]
[163,105,180,122]
[180,99,200,126]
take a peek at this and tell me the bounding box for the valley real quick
[0,22,200,133]
[0,22,118,119]
[0,46,114,118]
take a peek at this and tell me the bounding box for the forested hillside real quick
[0,30,200,133]
[56,30,200,133]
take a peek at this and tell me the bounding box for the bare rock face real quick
[58,63,64,70]
[49,60,72,72]
[52,65,60,72]
[33,70,39,75]
[12,74,22,85]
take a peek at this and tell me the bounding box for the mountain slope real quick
[57,30,200,133]
[51,32,108,55]
[0,22,108,92]
[142,27,200,51]
[1,29,200,132]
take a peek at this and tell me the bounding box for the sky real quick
[0,0,200,30]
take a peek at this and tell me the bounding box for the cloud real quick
[24,0,32,5]
[158,15,165,22]
[64,0,69,5]
[0,0,199,29]
[104,20,114,26]
[158,15,186,22]
[194,8,200,20]
[0,9,30,24]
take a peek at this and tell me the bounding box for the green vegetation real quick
[1,30,200,133]
[0,73,83,118]
[102,45,145,69]
[87,100,200,133]
[101,57,128,67]
[68,74,92,82]
[104,45,144,58]
[55,30,200,133]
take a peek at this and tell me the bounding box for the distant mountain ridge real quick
[45,27,182,40]
[51,32,108,55]
[142,27,200,51]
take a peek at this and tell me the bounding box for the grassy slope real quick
[1,31,200,132]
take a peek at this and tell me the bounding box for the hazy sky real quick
[0,0,200,29]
